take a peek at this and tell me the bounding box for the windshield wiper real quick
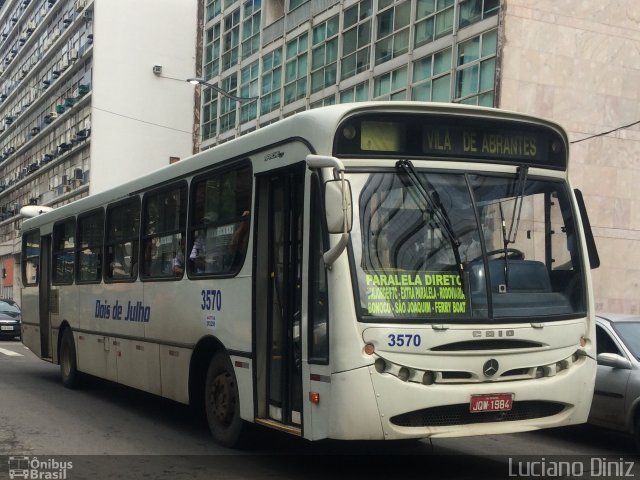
[395,160,465,290]
[498,166,529,289]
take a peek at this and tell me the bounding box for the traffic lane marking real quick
[0,346,23,356]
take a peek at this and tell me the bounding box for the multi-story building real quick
[200,0,500,147]
[198,0,640,313]
[0,0,197,298]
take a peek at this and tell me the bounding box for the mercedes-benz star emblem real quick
[483,359,499,377]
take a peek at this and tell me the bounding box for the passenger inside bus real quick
[173,237,185,276]
[229,210,250,268]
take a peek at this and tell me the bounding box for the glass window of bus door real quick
[52,219,75,285]
[105,199,140,282]
[76,209,104,283]
[347,171,586,322]
[141,182,187,279]
[22,230,40,286]
[308,172,329,363]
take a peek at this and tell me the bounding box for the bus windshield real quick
[349,169,585,322]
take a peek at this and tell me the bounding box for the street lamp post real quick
[186,78,257,102]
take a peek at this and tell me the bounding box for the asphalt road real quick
[0,340,637,480]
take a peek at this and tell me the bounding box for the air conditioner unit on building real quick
[75,0,86,12]
[26,22,36,34]
[69,49,78,61]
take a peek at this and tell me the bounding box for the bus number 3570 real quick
[201,289,222,311]
[387,333,422,347]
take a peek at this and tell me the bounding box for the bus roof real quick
[21,102,568,231]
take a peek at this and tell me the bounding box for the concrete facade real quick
[499,0,640,313]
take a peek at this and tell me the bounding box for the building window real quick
[242,0,261,60]
[375,1,410,65]
[373,66,407,100]
[204,23,221,80]
[222,8,240,70]
[412,48,452,101]
[340,80,369,103]
[341,0,372,81]
[414,0,455,48]
[284,33,308,105]
[311,15,339,93]
[310,95,336,109]
[458,0,499,29]
[289,0,307,11]
[261,49,282,114]
[240,61,259,122]
[202,89,219,141]
[455,29,496,106]
[207,0,222,20]
[220,74,238,133]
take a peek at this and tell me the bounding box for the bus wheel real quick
[205,352,244,448]
[60,328,80,389]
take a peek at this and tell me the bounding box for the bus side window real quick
[105,199,140,281]
[188,163,252,276]
[141,183,187,280]
[22,230,40,286]
[77,209,104,283]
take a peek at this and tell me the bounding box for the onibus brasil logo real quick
[8,456,73,479]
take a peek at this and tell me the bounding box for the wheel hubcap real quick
[210,371,235,426]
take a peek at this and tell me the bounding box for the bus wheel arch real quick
[205,351,245,447]
[189,336,245,447]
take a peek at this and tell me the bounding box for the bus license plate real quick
[470,393,513,413]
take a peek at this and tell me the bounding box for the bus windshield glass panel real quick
[349,170,585,322]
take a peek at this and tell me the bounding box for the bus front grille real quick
[390,401,565,427]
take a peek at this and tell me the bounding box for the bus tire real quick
[60,328,81,389]
[205,352,244,448]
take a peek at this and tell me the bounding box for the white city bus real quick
[21,102,600,447]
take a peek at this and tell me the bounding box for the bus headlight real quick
[422,371,435,385]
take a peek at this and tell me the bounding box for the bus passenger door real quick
[39,235,52,359]
[255,164,304,431]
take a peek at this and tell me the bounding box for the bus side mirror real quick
[306,154,352,268]
[324,179,353,235]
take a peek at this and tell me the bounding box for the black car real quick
[0,299,21,340]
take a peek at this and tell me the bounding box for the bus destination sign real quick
[422,125,543,162]
[335,114,567,170]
